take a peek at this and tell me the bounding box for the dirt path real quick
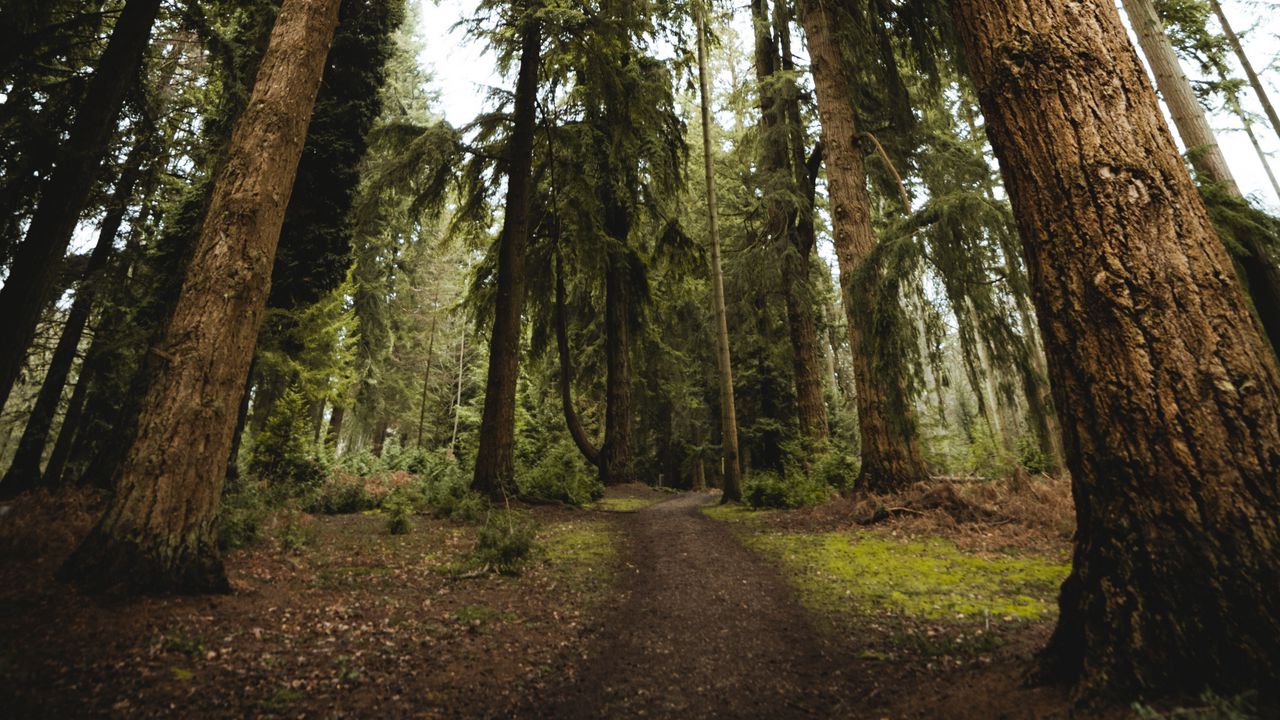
[521,492,863,719]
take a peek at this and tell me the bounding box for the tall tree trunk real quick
[225,367,254,486]
[0,150,145,497]
[1229,91,1280,200]
[751,0,829,446]
[416,302,438,449]
[1209,0,1280,145]
[450,333,466,457]
[0,0,162,413]
[954,0,1280,696]
[472,17,540,500]
[60,0,343,594]
[797,0,929,491]
[696,4,742,501]
[554,254,600,467]
[601,250,637,486]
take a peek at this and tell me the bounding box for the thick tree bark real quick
[1122,0,1280,356]
[325,403,345,452]
[554,254,601,467]
[0,0,161,414]
[601,250,637,486]
[1209,0,1280,146]
[954,0,1280,696]
[59,0,343,594]
[472,18,540,500]
[0,152,145,497]
[696,4,742,501]
[797,0,928,491]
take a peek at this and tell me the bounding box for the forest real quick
[1,0,1279,717]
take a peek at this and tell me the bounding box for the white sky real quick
[415,0,1280,211]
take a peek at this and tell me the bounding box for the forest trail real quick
[524,492,861,719]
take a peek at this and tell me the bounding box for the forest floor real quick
[0,480,1153,718]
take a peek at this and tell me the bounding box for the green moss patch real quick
[592,497,661,513]
[704,504,1067,622]
[539,519,617,581]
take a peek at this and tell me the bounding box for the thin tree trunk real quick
[450,333,466,457]
[696,4,742,501]
[0,0,162,413]
[955,0,1280,696]
[1122,0,1240,194]
[1209,0,1280,145]
[416,297,438,449]
[225,364,254,486]
[60,0,343,594]
[1232,95,1280,200]
[472,17,540,500]
[797,0,929,491]
[0,150,145,497]
[554,253,600,467]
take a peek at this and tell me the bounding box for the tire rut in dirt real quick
[518,493,862,719]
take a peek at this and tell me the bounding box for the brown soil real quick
[1,484,1137,719]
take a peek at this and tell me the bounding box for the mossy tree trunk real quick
[797,0,928,491]
[59,0,343,594]
[954,0,1280,696]
[472,15,541,501]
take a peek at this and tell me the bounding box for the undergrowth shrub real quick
[248,387,328,489]
[303,474,377,514]
[384,489,414,535]
[468,509,535,575]
[809,450,859,491]
[745,470,831,509]
[219,480,275,550]
[517,439,603,506]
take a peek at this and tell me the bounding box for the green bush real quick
[249,387,329,489]
[303,475,378,514]
[517,439,603,506]
[810,450,859,491]
[744,470,831,509]
[384,490,414,535]
[276,509,312,552]
[469,510,535,575]
[218,481,274,550]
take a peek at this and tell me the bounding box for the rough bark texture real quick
[472,20,540,501]
[954,0,1280,696]
[555,254,601,467]
[797,0,928,491]
[0,0,161,414]
[59,0,343,594]
[601,250,637,486]
[696,5,742,501]
[0,154,144,497]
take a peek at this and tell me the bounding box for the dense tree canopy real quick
[2,0,1279,711]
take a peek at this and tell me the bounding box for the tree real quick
[472,4,542,500]
[0,0,162,414]
[749,0,830,445]
[1122,0,1280,355]
[953,0,1280,696]
[796,0,929,491]
[1208,0,1280,145]
[60,0,345,593]
[696,2,743,501]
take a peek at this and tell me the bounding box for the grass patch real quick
[592,497,661,513]
[704,505,1067,622]
[540,519,617,582]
